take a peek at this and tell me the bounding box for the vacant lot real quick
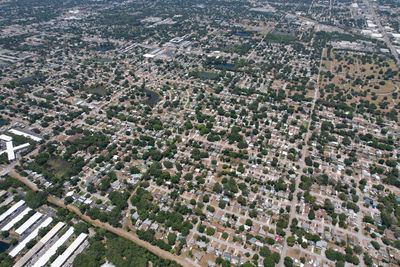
[84,84,109,96]
[48,157,71,178]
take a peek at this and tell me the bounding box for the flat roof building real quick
[9,217,53,258]
[14,222,65,267]
[51,233,88,267]
[0,200,25,223]
[15,212,43,235]
[32,227,75,267]
[1,207,31,231]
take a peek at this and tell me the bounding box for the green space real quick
[47,157,71,178]
[84,84,109,96]
[190,70,221,80]
[73,230,180,267]
[266,32,297,44]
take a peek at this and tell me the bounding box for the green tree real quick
[25,191,47,209]
[287,236,296,247]
[284,257,293,267]
[167,233,177,246]
[308,209,315,220]
[206,227,215,236]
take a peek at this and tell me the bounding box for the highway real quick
[364,0,400,68]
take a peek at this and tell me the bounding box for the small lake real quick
[215,63,235,71]
[0,241,10,253]
[0,119,7,127]
[144,89,160,107]
[234,31,251,38]
[97,43,114,52]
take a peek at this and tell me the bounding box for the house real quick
[197,241,207,249]
[316,240,327,249]
[194,252,203,262]
[132,212,139,220]
[363,196,377,208]
[150,223,159,231]
[111,180,122,190]
[101,262,116,267]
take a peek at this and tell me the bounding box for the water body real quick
[0,241,10,253]
[144,88,160,107]
[97,43,114,52]
[234,31,251,38]
[215,63,235,71]
[0,119,7,127]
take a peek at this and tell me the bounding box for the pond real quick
[144,88,160,108]
[97,43,114,52]
[234,31,251,38]
[0,241,10,253]
[215,63,235,71]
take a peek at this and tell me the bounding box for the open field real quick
[48,157,71,178]
[319,50,400,111]
[84,84,109,96]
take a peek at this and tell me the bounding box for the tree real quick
[308,209,315,220]
[109,191,130,210]
[206,227,215,236]
[0,253,13,267]
[259,247,271,257]
[284,257,293,267]
[167,233,177,246]
[197,224,205,233]
[263,258,275,267]
[271,252,280,264]
[163,161,173,169]
[25,191,47,209]
[245,219,253,226]
[371,241,380,250]
[213,183,222,194]
[363,253,373,266]
[75,222,89,234]
[218,200,226,209]
[325,248,344,262]
[287,236,296,247]
[129,166,140,174]
[64,196,73,205]
[249,209,257,218]
[74,232,177,267]
[1,231,9,238]
[354,245,363,255]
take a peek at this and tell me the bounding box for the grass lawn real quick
[47,157,71,178]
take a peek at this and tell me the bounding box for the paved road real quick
[278,48,325,265]
[192,228,253,256]
[364,0,400,68]
[0,161,17,176]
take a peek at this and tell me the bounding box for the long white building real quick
[14,222,65,267]
[0,200,25,223]
[51,233,88,267]
[15,212,43,235]
[9,217,53,258]
[1,207,31,231]
[32,227,75,267]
